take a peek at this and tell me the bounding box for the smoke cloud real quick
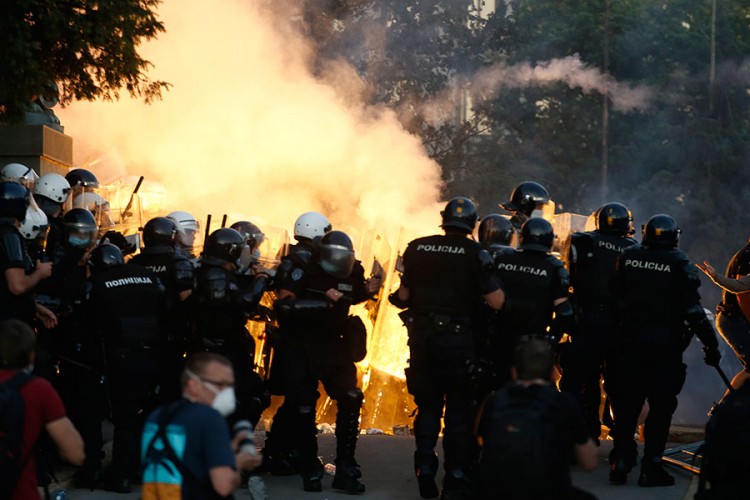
[58,0,444,244]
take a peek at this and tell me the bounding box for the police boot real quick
[608,448,635,485]
[440,469,472,500]
[638,458,675,487]
[300,456,324,492]
[332,459,366,494]
[414,451,439,499]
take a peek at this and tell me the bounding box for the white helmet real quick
[294,212,332,241]
[73,192,113,227]
[167,210,200,248]
[19,204,48,240]
[34,173,71,203]
[2,163,39,188]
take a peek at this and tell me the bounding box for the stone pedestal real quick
[0,125,73,175]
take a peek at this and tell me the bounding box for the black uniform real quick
[490,248,570,385]
[86,262,167,483]
[715,241,750,370]
[130,245,195,401]
[399,233,502,483]
[559,231,637,440]
[0,223,37,324]
[192,262,269,427]
[610,244,717,470]
[273,253,370,485]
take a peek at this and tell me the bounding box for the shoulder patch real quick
[291,268,304,281]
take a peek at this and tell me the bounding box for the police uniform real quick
[273,251,371,491]
[0,222,37,324]
[399,233,502,493]
[715,241,750,370]
[610,242,718,482]
[130,244,195,401]
[86,262,167,486]
[558,230,637,440]
[490,247,570,385]
[192,260,269,427]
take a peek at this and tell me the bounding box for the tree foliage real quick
[0,0,168,122]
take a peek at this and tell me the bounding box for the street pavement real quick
[58,433,697,499]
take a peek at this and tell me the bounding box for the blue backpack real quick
[0,371,32,498]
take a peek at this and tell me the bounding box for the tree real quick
[0,0,168,122]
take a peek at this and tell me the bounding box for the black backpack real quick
[477,385,557,499]
[0,371,32,498]
[697,382,750,500]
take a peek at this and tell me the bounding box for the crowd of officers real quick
[0,166,728,499]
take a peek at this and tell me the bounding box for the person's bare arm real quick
[5,261,52,295]
[45,417,85,466]
[696,261,750,293]
[209,466,240,497]
[574,439,598,471]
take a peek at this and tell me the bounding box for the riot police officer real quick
[489,217,573,388]
[477,213,516,253]
[558,202,637,443]
[274,230,380,493]
[192,228,270,427]
[34,172,71,258]
[609,214,721,487]
[389,197,505,500]
[85,244,167,492]
[167,210,201,258]
[499,181,551,231]
[0,182,53,325]
[130,216,195,400]
[262,211,332,476]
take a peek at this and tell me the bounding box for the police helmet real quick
[319,230,356,279]
[167,210,199,248]
[35,173,71,205]
[596,202,634,236]
[2,163,39,188]
[477,214,515,246]
[519,217,555,253]
[294,212,332,242]
[19,206,48,240]
[230,220,265,250]
[0,182,31,222]
[89,243,124,273]
[63,208,98,248]
[440,197,478,233]
[202,228,246,266]
[642,214,680,248]
[143,217,178,247]
[500,181,550,217]
[65,168,99,188]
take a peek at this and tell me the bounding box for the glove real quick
[702,346,721,367]
[102,230,137,255]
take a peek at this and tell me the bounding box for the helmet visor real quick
[320,244,355,279]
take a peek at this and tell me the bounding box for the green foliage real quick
[0,0,168,122]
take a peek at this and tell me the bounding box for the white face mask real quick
[187,369,236,416]
[210,386,237,417]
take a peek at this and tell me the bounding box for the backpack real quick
[0,371,32,498]
[477,385,557,499]
[697,382,750,500]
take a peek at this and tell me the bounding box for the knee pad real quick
[338,388,364,412]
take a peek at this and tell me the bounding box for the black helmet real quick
[0,182,31,222]
[642,214,680,248]
[202,228,246,265]
[519,217,554,253]
[500,181,550,217]
[596,202,634,236]
[89,243,124,273]
[65,168,99,188]
[477,214,515,246]
[319,230,355,278]
[62,208,98,248]
[143,217,177,247]
[230,220,265,250]
[440,197,478,233]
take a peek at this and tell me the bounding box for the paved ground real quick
[55,433,697,499]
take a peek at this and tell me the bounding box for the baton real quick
[121,175,145,219]
[714,364,734,392]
